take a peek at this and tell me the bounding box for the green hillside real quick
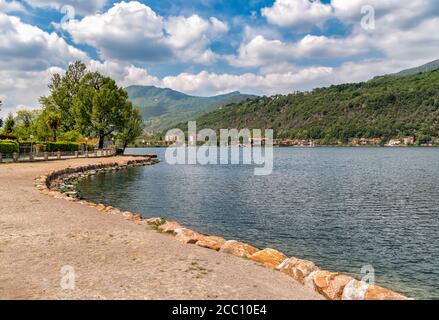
[391,59,439,77]
[126,85,255,131]
[185,69,439,144]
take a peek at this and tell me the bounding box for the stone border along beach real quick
[34,156,410,301]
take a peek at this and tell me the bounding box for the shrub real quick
[0,140,19,154]
[46,142,80,152]
[59,130,83,142]
[0,134,18,141]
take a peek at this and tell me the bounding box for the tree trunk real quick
[52,129,57,142]
[98,135,104,149]
[122,140,128,153]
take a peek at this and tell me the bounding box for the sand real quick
[0,156,323,300]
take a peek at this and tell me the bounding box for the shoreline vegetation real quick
[40,157,410,301]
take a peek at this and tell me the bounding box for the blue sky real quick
[1,0,438,115]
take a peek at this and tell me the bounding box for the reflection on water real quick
[77,147,439,299]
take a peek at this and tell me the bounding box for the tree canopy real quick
[1,61,144,149]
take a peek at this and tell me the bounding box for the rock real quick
[127,214,143,222]
[158,221,182,234]
[365,285,409,300]
[196,236,226,251]
[308,271,354,300]
[220,240,259,258]
[250,248,287,269]
[277,257,319,284]
[146,217,166,226]
[342,280,370,300]
[174,228,203,244]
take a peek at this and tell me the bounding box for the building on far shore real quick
[350,138,381,146]
[279,139,315,147]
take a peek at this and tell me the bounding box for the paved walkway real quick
[0,157,322,300]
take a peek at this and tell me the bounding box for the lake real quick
[77,147,439,299]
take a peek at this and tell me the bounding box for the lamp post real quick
[84,137,89,157]
[29,135,34,154]
[29,135,34,161]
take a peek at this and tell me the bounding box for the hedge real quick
[0,141,19,154]
[46,142,80,152]
[0,134,18,141]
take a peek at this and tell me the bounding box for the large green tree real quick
[40,61,87,131]
[3,113,15,134]
[117,107,144,152]
[73,72,134,149]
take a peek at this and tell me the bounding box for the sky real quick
[1,0,439,116]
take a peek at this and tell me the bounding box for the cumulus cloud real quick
[0,0,25,13]
[63,1,228,64]
[24,0,107,15]
[261,0,333,29]
[0,12,88,71]
[262,0,439,30]
[0,12,87,115]
[226,34,371,67]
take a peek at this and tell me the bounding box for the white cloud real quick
[0,12,88,115]
[0,0,25,13]
[64,1,228,64]
[226,34,370,67]
[0,67,64,116]
[87,59,160,88]
[24,0,107,15]
[261,0,333,29]
[160,67,334,96]
[0,12,88,71]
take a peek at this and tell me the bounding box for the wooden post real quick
[29,153,34,162]
[75,151,79,158]
[57,151,61,159]
[13,153,18,162]
[44,152,49,161]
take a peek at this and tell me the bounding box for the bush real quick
[46,142,80,152]
[0,140,19,154]
[0,134,18,141]
[59,130,83,142]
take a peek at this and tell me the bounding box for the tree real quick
[74,72,133,149]
[40,61,87,131]
[117,107,144,152]
[45,111,62,142]
[13,110,38,139]
[3,113,15,134]
[0,100,2,128]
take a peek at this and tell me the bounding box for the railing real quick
[0,148,116,163]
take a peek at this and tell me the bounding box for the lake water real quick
[77,147,439,299]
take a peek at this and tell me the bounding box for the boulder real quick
[196,236,226,251]
[342,280,370,300]
[250,248,287,269]
[220,240,259,258]
[307,271,354,300]
[174,228,203,244]
[365,285,409,300]
[158,221,182,234]
[127,214,143,222]
[277,257,319,283]
[146,217,166,226]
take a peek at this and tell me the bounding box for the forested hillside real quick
[187,69,439,144]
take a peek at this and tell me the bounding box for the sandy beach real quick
[0,156,322,300]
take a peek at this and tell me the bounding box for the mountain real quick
[125,85,256,131]
[391,59,439,77]
[184,68,439,143]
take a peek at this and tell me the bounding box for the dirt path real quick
[0,157,322,300]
